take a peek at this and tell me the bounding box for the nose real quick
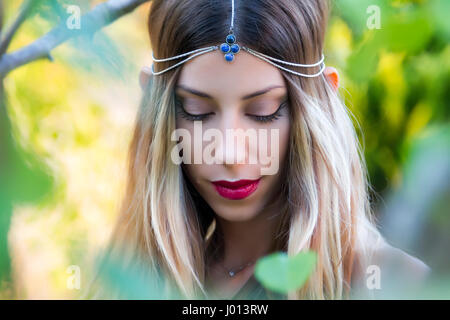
[222,131,246,166]
[215,110,256,168]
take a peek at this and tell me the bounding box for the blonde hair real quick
[86,0,385,300]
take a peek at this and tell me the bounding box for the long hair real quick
[88,0,385,300]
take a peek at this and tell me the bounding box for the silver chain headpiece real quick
[151,0,325,78]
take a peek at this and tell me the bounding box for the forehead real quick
[176,50,286,100]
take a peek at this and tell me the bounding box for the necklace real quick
[220,260,255,277]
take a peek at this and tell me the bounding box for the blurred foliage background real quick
[0,0,448,299]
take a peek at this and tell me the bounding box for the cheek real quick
[175,116,190,131]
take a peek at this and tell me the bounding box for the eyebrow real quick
[175,84,285,100]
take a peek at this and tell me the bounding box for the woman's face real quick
[175,50,290,222]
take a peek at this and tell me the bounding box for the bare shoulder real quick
[372,242,431,281]
[350,240,432,298]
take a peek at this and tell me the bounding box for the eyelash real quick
[175,99,287,123]
[249,102,287,123]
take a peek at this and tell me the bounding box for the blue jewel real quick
[225,53,234,62]
[226,34,236,44]
[223,32,239,62]
[231,44,240,54]
[220,43,231,53]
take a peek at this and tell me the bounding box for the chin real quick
[210,202,263,222]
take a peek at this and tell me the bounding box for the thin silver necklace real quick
[220,260,255,277]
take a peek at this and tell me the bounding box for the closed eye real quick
[175,97,214,121]
[175,97,288,123]
[246,101,288,123]
[177,108,214,121]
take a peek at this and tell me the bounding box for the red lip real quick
[211,178,261,200]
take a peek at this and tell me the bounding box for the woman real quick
[89,0,430,300]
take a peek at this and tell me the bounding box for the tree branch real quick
[0,0,150,78]
[0,1,4,35]
[0,0,35,56]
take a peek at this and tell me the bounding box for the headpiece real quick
[151,0,325,77]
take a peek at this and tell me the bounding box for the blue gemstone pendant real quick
[221,32,240,62]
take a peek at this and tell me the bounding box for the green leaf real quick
[346,35,381,83]
[382,10,432,53]
[334,0,390,39]
[427,0,450,41]
[97,253,180,300]
[254,251,317,294]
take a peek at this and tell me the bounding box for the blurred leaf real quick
[346,34,381,82]
[381,10,432,53]
[254,251,317,294]
[95,250,183,300]
[428,0,450,41]
[334,0,390,39]
[63,30,131,79]
[33,0,93,24]
[0,88,53,284]
[381,124,450,257]
[404,124,450,185]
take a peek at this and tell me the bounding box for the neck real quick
[214,195,287,269]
